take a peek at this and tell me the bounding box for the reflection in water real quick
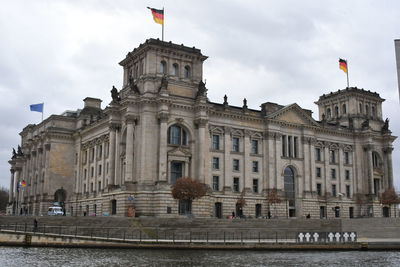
[0,247,399,267]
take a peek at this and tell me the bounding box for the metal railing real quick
[0,223,356,244]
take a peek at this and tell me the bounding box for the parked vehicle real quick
[48,206,63,216]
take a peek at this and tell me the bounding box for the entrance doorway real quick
[255,204,262,218]
[349,207,354,218]
[236,203,243,218]
[215,202,222,218]
[334,206,340,218]
[320,206,326,219]
[382,206,390,217]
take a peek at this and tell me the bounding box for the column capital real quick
[157,112,170,123]
[10,168,15,174]
[194,118,208,128]
[109,123,121,131]
[125,114,139,125]
[363,144,373,151]
[383,147,394,154]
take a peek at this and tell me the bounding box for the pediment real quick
[267,104,319,127]
[167,146,192,157]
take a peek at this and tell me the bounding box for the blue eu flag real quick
[30,103,44,113]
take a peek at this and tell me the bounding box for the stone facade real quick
[7,39,397,218]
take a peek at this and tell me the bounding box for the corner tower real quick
[118,38,208,98]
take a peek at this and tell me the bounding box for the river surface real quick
[0,247,399,267]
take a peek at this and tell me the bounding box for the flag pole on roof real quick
[339,58,349,88]
[30,102,44,122]
[147,7,165,41]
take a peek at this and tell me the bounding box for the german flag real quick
[339,58,348,73]
[147,7,164,25]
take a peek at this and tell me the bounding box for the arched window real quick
[284,167,295,199]
[172,63,179,76]
[342,104,347,114]
[326,108,331,119]
[160,60,167,74]
[372,106,376,117]
[168,124,187,145]
[334,106,339,117]
[372,152,381,168]
[359,103,363,113]
[365,105,369,116]
[184,65,191,78]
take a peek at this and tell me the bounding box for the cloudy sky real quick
[0,0,399,190]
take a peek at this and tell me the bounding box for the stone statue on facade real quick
[111,86,120,102]
[382,118,389,132]
[223,95,228,106]
[196,80,207,98]
[12,148,17,159]
[17,145,23,156]
[128,77,140,94]
[243,98,248,109]
[361,119,369,129]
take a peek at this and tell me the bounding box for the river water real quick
[0,247,399,267]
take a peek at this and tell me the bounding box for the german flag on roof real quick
[339,58,348,73]
[147,7,164,25]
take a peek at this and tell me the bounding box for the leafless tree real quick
[267,188,281,217]
[0,186,9,213]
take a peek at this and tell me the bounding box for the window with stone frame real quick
[84,169,87,179]
[98,181,101,192]
[97,144,102,159]
[232,137,240,152]
[91,167,94,178]
[105,142,109,158]
[82,150,88,164]
[168,124,188,146]
[98,164,102,176]
[315,147,322,161]
[233,177,240,192]
[252,178,259,193]
[172,63,179,76]
[160,60,167,74]
[345,170,350,180]
[332,184,337,197]
[329,149,336,164]
[344,151,351,164]
[316,183,322,196]
[251,139,259,154]
[212,157,220,170]
[90,147,95,162]
[212,176,219,191]
[331,169,336,179]
[184,65,191,78]
[316,167,322,178]
[252,161,259,173]
[346,185,351,198]
[212,134,220,150]
[233,159,240,171]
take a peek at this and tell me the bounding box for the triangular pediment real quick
[167,146,192,157]
[267,104,319,126]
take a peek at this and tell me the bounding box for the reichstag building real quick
[7,39,396,218]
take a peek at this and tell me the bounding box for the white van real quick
[48,206,63,216]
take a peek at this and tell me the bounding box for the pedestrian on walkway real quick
[33,218,38,232]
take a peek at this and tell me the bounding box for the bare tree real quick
[0,186,9,213]
[381,188,399,205]
[235,190,246,217]
[267,188,281,217]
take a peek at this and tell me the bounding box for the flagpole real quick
[162,7,164,41]
[346,59,350,88]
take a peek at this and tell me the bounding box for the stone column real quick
[157,113,169,183]
[267,133,275,189]
[302,137,310,194]
[244,130,251,191]
[108,124,117,186]
[309,139,316,192]
[223,127,232,191]
[383,147,394,188]
[9,169,15,203]
[124,115,137,183]
[195,118,208,183]
[14,168,21,215]
[323,144,330,195]
[363,145,374,194]
[338,145,344,195]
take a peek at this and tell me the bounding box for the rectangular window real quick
[344,151,350,164]
[91,167,94,178]
[171,162,183,184]
[346,185,351,198]
[252,179,259,193]
[252,161,259,173]
[345,170,350,180]
[332,184,337,197]
[316,167,321,178]
[84,169,87,179]
[317,183,322,196]
[331,169,336,179]
[251,140,259,154]
[98,181,101,192]
[288,136,292,157]
[98,164,102,176]
[212,157,220,170]
[232,137,240,152]
[83,184,86,193]
[374,179,380,195]
[75,153,78,164]
[97,145,102,159]
[212,135,220,150]
[90,147,95,162]
[282,135,287,157]
[315,148,321,161]
[106,162,109,174]
[82,150,88,164]
[233,159,240,171]
[212,176,219,191]
[233,177,240,192]
[330,150,336,164]
[294,137,298,158]
[90,182,93,192]
[105,142,109,157]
